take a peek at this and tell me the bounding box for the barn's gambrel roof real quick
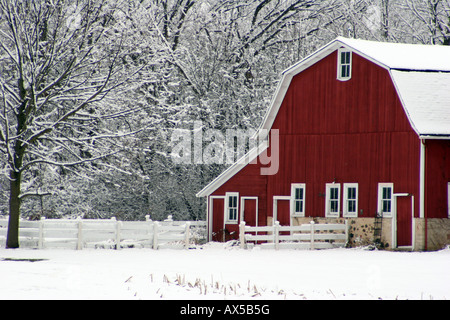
[255,37,450,140]
[197,37,450,197]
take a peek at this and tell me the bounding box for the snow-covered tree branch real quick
[0,0,146,248]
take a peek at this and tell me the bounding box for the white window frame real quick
[378,183,394,217]
[343,183,359,217]
[337,48,352,81]
[447,182,450,219]
[291,183,306,217]
[325,183,341,217]
[225,192,239,224]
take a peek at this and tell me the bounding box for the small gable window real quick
[337,48,352,81]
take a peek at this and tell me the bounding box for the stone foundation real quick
[414,218,450,251]
[291,217,392,249]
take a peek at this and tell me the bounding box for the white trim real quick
[419,135,450,140]
[208,195,226,242]
[392,193,414,249]
[337,48,352,81]
[325,183,341,217]
[225,192,239,224]
[290,183,306,217]
[196,140,268,197]
[273,196,291,225]
[388,71,421,138]
[448,182,450,219]
[411,195,415,251]
[240,197,259,227]
[420,140,426,218]
[377,183,394,217]
[343,183,358,217]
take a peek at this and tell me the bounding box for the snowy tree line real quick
[0,0,448,245]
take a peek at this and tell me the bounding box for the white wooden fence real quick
[239,220,349,250]
[0,217,206,250]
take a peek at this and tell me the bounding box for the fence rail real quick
[0,217,206,250]
[239,220,349,250]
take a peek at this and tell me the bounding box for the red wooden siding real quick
[211,198,224,242]
[273,53,414,136]
[275,199,290,226]
[397,196,413,246]
[266,52,420,220]
[212,160,267,239]
[425,140,450,219]
[242,198,258,226]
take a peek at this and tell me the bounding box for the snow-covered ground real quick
[0,243,449,300]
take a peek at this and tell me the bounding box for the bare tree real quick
[0,0,143,248]
[401,0,450,44]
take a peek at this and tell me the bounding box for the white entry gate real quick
[239,220,349,250]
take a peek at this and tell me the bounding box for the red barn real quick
[197,37,450,251]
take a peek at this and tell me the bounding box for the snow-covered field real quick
[0,243,449,300]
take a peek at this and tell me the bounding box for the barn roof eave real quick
[196,141,268,198]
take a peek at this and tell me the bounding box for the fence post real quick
[274,221,280,250]
[184,222,191,249]
[115,220,122,250]
[38,218,45,249]
[146,217,153,248]
[310,221,315,250]
[239,221,246,249]
[153,222,159,250]
[77,218,83,250]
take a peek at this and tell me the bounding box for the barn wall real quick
[267,52,420,220]
[209,50,430,246]
[425,139,450,219]
[211,160,268,239]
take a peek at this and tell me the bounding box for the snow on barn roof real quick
[334,37,450,72]
[391,70,450,137]
[337,38,450,137]
[197,38,450,197]
[256,37,450,140]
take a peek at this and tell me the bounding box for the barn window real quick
[225,192,239,223]
[291,184,305,217]
[326,183,341,217]
[377,183,393,217]
[343,183,358,217]
[337,48,352,81]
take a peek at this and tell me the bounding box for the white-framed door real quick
[240,197,259,227]
[208,195,226,242]
[392,193,414,250]
[273,196,292,226]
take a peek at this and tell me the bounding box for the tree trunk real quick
[7,137,24,249]
[6,170,22,249]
